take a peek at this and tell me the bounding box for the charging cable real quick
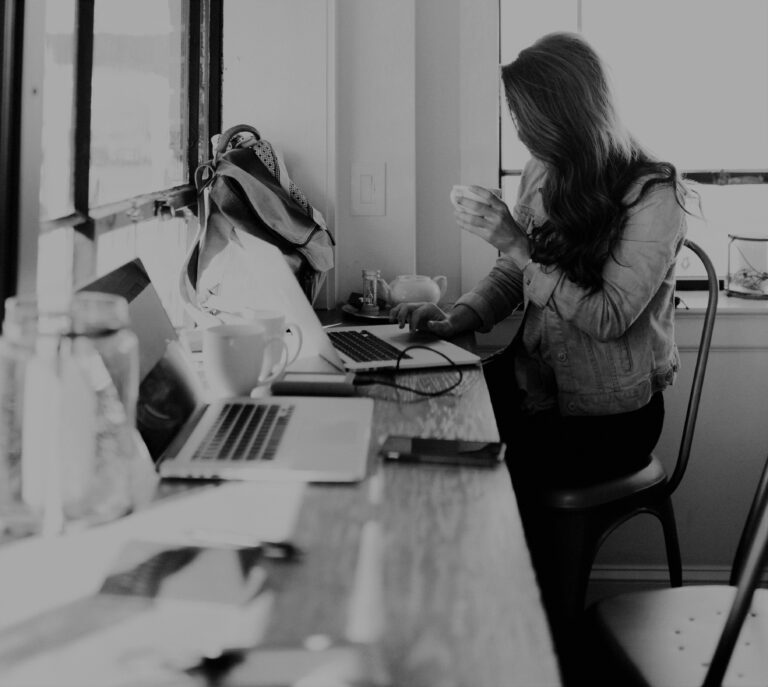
[354,345,464,398]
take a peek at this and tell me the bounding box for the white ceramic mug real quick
[240,309,303,369]
[203,323,289,397]
[450,184,502,208]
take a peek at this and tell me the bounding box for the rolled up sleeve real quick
[455,255,524,332]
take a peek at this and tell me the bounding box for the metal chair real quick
[590,449,768,687]
[535,239,719,626]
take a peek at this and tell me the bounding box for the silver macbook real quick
[206,232,481,373]
[79,260,373,483]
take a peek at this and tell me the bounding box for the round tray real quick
[341,303,391,322]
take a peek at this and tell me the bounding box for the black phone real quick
[380,436,505,467]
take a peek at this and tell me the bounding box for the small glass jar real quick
[726,234,768,299]
[0,293,142,536]
[361,269,382,314]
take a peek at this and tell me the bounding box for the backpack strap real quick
[213,124,261,164]
[176,161,222,328]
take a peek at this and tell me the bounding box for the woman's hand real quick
[389,302,457,337]
[389,302,482,338]
[453,185,531,264]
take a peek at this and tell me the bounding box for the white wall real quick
[222,0,332,214]
[335,0,417,302]
[222,0,500,307]
[414,0,462,295]
[222,0,335,304]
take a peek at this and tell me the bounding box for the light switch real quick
[351,162,386,216]
[360,174,374,204]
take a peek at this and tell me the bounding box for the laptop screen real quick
[79,260,203,461]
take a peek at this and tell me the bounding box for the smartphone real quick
[380,436,505,467]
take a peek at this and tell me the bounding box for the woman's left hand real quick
[453,185,530,263]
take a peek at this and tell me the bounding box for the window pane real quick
[90,0,186,206]
[582,0,768,170]
[39,0,76,221]
[37,228,75,309]
[499,0,577,170]
[680,185,768,279]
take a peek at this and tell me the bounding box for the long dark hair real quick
[501,32,683,291]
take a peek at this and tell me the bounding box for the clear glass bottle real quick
[726,234,768,299]
[361,269,382,314]
[0,293,141,536]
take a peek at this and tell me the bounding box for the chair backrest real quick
[702,452,768,687]
[667,239,718,494]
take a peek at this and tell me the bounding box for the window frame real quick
[3,0,222,318]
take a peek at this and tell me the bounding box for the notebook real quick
[205,233,481,373]
[79,260,373,483]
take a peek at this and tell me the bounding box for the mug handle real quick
[258,337,290,386]
[284,321,303,366]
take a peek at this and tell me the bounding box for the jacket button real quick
[567,402,576,411]
[557,351,567,362]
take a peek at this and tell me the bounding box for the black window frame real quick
[0,0,25,323]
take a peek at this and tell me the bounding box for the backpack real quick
[180,124,335,326]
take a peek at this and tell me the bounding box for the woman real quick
[390,32,690,656]
[392,31,688,489]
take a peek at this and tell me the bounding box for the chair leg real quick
[656,497,682,587]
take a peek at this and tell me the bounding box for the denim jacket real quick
[456,157,687,416]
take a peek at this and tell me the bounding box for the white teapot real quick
[377,274,448,306]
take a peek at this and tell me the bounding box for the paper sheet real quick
[0,593,276,687]
[0,481,305,631]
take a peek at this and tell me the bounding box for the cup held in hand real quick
[450,184,502,209]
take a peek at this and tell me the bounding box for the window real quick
[9,0,222,325]
[499,0,768,280]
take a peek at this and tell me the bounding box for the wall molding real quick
[591,564,768,585]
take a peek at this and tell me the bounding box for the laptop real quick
[79,260,374,483]
[200,232,481,373]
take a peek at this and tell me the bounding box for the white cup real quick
[203,323,289,397]
[450,185,503,208]
[239,309,303,369]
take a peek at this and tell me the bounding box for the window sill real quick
[675,290,768,317]
[473,291,768,352]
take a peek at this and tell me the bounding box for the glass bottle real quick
[0,293,142,536]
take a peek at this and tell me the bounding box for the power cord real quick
[353,345,464,398]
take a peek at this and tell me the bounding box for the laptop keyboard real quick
[328,330,412,363]
[192,402,293,462]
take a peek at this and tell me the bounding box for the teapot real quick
[377,274,448,306]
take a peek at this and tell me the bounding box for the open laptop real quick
[79,260,373,483]
[201,232,481,373]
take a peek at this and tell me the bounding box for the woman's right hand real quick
[389,302,458,337]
